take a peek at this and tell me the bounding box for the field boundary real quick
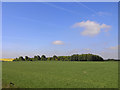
[1,88,119,90]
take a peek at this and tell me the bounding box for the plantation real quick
[2,61,118,88]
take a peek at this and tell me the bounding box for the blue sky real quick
[2,2,118,59]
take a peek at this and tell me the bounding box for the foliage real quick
[13,54,105,61]
[41,55,47,61]
[34,55,41,61]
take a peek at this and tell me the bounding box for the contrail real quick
[42,2,105,20]
[43,2,82,15]
[75,2,97,14]
[73,0,105,18]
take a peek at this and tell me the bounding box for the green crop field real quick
[2,61,118,88]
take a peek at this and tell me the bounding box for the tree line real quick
[13,54,105,61]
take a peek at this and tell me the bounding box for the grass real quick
[2,61,118,88]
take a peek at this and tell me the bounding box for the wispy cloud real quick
[43,2,81,16]
[92,11,112,17]
[74,1,97,14]
[74,1,112,18]
[107,45,120,50]
[72,20,111,36]
[52,40,64,45]
[98,45,119,59]
[97,11,111,16]
[108,46,117,50]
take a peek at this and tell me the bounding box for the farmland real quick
[0,58,13,61]
[2,61,118,88]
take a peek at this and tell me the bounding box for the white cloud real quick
[99,51,118,59]
[99,45,119,59]
[108,46,118,50]
[52,40,64,45]
[107,45,120,50]
[83,48,91,51]
[92,12,111,17]
[72,20,111,36]
[97,12,111,16]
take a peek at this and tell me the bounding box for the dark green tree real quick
[53,55,58,61]
[41,55,47,61]
[47,57,52,61]
[13,54,104,62]
[13,58,19,61]
[71,54,79,61]
[19,56,25,61]
[34,55,41,61]
[25,56,29,61]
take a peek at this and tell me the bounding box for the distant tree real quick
[25,56,29,61]
[34,56,38,61]
[58,56,64,61]
[31,58,35,61]
[19,56,25,61]
[62,56,70,61]
[34,55,41,61]
[71,54,79,61]
[53,55,58,61]
[13,54,104,62]
[81,54,87,61]
[87,54,93,61]
[106,59,115,61]
[29,58,33,61]
[41,55,47,61]
[13,58,19,61]
[37,55,41,60]
[47,57,52,61]
[92,55,103,61]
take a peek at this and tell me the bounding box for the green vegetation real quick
[2,61,118,88]
[13,54,104,61]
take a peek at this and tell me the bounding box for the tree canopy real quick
[13,54,105,61]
